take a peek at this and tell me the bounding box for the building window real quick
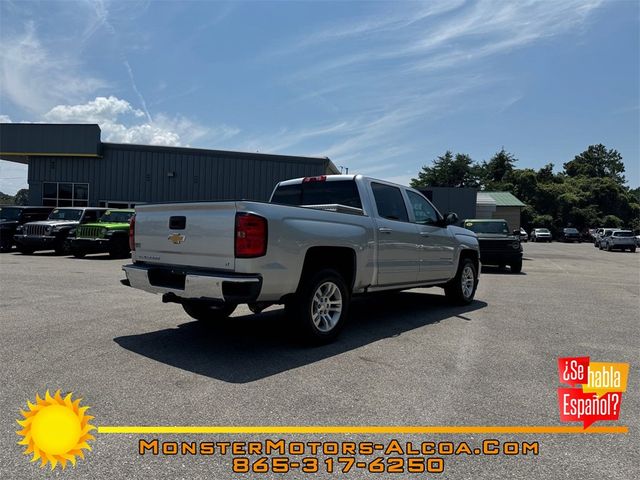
[42,182,89,207]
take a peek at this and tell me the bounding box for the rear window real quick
[464,221,509,234]
[613,231,633,237]
[564,228,579,233]
[271,180,362,209]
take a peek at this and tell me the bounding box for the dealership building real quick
[0,123,339,208]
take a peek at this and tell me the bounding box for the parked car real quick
[122,175,481,343]
[560,227,581,243]
[601,230,636,252]
[595,228,616,249]
[519,227,528,242]
[531,228,552,242]
[13,207,107,254]
[69,209,135,258]
[462,219,522,273]
[0,206,53,252]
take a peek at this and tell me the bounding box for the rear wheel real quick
[444,257,477,305]
[510,259,523,273]
[631,247,636,253]
[286,269,349,344]
[182,302,237,321]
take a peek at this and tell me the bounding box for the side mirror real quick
[445,212,458,225]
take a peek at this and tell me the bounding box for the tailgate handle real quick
[169,216,186,230]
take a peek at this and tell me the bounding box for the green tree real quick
[480,148,517,189]
[13,189,29,205]
[563,144,626,185]
[411,151,479,188]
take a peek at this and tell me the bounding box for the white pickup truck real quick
[122,175,480,342]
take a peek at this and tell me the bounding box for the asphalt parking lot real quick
[0,242,638,479]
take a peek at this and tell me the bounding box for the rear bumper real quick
[122,263,262,303]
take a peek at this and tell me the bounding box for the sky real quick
[0,0,638,195]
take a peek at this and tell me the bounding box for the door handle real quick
[419,231,430,237]
[378,227,393,234]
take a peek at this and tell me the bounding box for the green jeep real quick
[69,209,134,258]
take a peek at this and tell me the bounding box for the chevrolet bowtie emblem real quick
[168,233,185,244]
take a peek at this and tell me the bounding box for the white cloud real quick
[0,21,106,113]
[0,115,12,123]
[43,96,239,147]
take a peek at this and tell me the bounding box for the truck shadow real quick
[114,292,487,383]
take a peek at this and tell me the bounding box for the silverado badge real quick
[168,233,186,244]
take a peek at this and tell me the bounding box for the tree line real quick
[0,189,29,206]
[410,144,640,234]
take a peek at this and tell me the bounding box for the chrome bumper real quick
[122,263,261,302]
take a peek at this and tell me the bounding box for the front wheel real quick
[17,246,34,255]
[510,259,523,273]
[444,258,478,305]
[182,302,237,321]
[287,269,349,344]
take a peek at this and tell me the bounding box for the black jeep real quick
[0,206,53,252]
[462,219,523,273]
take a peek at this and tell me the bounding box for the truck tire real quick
[287,269,349,344]
[182,302,237,322]
[631,247,636,253]
[72,249,86,258]
[510,259,523,273]
[444,258,478,305]
[54,239,70,255]
[17,246,34,255]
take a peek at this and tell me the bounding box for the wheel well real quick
[299,247,356,293]
[459,249,479,273]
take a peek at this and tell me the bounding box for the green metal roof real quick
[483,191,526,207]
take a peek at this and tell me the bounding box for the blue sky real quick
[0,0,638,194]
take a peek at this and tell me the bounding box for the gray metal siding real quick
[418,187,478,223]
[27,145,329,206]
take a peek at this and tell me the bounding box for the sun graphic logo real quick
[16,390,96,470]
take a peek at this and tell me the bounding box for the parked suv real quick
[13,207,107,254]
[69,209,134,258]
[531,228,552,242]
[462,219,523,273]
[601,230,636,252]
[595,228,616,249]
[0,206,53,252]
[560,227,581,243]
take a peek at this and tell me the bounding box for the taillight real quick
[302,175,326,183]
[129,214,136,251]
[235,213,267,258]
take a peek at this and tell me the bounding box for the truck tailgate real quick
[134,202,236,271]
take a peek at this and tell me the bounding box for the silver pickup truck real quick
[122,175,480,342]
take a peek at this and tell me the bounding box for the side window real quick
[82,210,97,222]
[407,191,438,224]
[371,183,409,222]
